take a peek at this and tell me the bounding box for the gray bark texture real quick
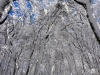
[0,0,100,75]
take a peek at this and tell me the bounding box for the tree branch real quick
[0,0,15,25]
[74,0,100,44]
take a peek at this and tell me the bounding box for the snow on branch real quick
[75,0,100,44]
[0,0,14,24]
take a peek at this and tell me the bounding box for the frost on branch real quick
[0,0,100,75]
[74,0,100,44]
[0,0,13,24]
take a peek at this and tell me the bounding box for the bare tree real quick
[0,0,100,75]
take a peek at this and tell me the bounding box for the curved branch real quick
[0,6,11,24]
[0,0,15,25]
[74,0,100,44]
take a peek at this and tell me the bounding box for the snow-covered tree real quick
[0,0,100,75]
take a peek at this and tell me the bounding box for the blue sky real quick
[9,0,32,16]
[92,0,98,3]
[9,0,99,16]
[9,0,36,24]
[9,0,99,24]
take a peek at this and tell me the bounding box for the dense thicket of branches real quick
[0,0,100,75]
